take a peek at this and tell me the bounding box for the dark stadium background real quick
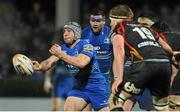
[0,0,179,110]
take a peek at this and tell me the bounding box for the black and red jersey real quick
[113,21,169,61]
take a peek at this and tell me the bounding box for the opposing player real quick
[137,14,180,110]
[32,22,109,111]
[82,9,112,97]
[152,22,180,111]
[108,4,179,111]
[43,61,74,111]
[123,60,154,111]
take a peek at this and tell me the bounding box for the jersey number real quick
[133,27,155,40]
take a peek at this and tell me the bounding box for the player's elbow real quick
[78,62,86,68]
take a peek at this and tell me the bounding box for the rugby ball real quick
[12,54,34,76]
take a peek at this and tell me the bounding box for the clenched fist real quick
[32,60,42,71]
[49,44,62,57]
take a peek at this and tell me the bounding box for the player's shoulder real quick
[102,25,110,33]
[79,39,94,51]
[79,39,90,45]
[103,25,111,30]
[82,26,91,33]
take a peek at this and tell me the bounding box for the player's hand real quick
[111,79,122,94]
[49,44,62,57]
[172,51,180,68]
[43,78,53,93]
[32,60,42,71]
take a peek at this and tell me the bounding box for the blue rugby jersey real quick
[60,40,105,89]
[82,26,112,73]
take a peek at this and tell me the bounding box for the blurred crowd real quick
[1,0,180,78]
[0,1,54,78]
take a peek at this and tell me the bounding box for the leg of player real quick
[170,65,178,86]
[82,103,92,111]
[152,96,169,111]
[169,69,180,111]
[169,95,180,111]
[52,98,63,111]
[64,96,88,111]
[109,90,132,111]
[123,99,135,111]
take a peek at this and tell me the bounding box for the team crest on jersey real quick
[83,44,93,51]
[104,38,110,44]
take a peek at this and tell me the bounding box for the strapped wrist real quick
[114,76,120,80]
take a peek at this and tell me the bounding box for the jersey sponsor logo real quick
[124,82,141,94]
[96,51,108,54]
[83,44,93,51]
[138,41,160,48]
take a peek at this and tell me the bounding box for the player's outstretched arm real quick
[32,55,59,71]
[172,51,180,68]
[158,38,180,67]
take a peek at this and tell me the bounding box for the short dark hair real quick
[90,8,105,17]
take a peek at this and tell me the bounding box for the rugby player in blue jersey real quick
[82,9,112,97]
[32,22,109,111]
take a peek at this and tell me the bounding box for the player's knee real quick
[117,93,128,105]
[64,102,75,111]
[152,97,169,111]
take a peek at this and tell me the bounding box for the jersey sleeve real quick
[81,43,94,59]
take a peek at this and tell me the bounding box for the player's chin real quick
[92,28,99,32]
[64,40,72,45]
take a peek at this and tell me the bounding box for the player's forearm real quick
[40,60,55,71]
[112,34,125,80]
[57,52,86,68]
[158,38,173,56]
[113,51,124,80]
